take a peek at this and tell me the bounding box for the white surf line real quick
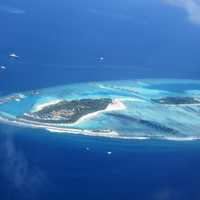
[0,112,119,138]
[1,112,200,141]
[162,136,200,141]
[97,83,150,102]
[46,127,119,138]
[0,112,146,140]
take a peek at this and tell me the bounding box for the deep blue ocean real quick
[1,0,200,199]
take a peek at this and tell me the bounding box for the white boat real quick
[9,53,19,59]
[0,66,6,69]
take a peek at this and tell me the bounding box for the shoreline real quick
[0,79,200,141]
[32,99,62,112]
[69,99,126,125]
[0,114,200,141]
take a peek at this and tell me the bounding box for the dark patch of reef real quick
[106,113,179,135]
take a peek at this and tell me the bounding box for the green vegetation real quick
[21,98,112,123]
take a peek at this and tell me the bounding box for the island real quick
[152,97,200,105]
[20,98,112,124]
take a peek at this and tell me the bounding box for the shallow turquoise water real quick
[1,79,200,140]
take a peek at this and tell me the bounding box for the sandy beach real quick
[70,99,126,125]
[32,99,62,112]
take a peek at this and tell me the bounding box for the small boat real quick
[0,65,6,69]
[99,57,104,62]
[9,53,19,59]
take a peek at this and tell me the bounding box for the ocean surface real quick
[1,0,200,199]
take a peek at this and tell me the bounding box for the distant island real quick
[152,97,200,105]
[20,98,112,124]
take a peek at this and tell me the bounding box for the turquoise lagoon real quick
[0,79,200,141]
